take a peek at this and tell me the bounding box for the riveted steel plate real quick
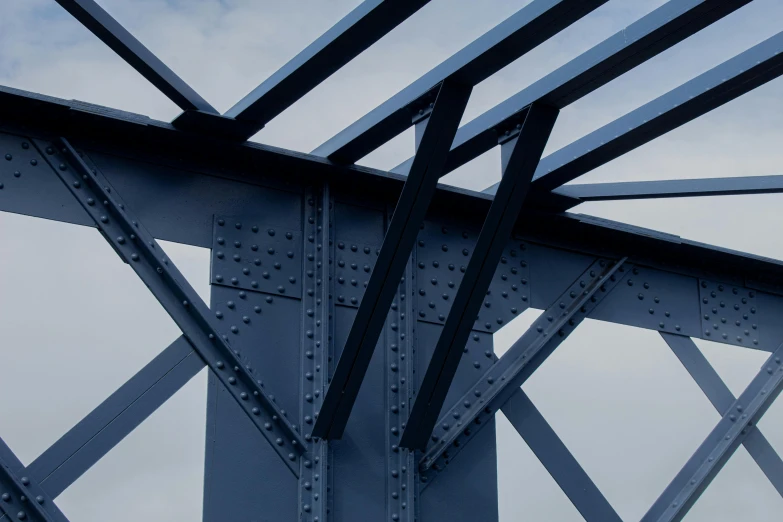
[334,240,379,308]
[204,284,302,522]
[699,280,760,348]
[591,266,701,337]
[0,133,45,191]
[414,221,530,333]
[211,216,303,298]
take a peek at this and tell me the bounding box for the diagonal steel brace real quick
[420,257,628,485]
[35,138,308,477]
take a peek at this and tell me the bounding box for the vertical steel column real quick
[385,204,418,522]
[299,185,333,521]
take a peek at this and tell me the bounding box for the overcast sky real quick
[1,1,783,521]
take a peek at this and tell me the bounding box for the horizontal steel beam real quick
[400,103,559,450]
[27,337,204,498]
[313,80,472,440]
[501,390,622,522]
[38,138,308,476]
[223,0,430,138]
[0,437,68,522]
[2,86,783,294]
[642,342,783,522]
[395,0,750,176]
[313,0,608,162]
[54,0,216,114]
[485,28,783,194]
[552,175,783,209]
[419,258,628,482]
[661,333,783,497]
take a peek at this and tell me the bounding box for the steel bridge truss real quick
[1,1,783,521]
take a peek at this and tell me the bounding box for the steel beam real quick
[418,258,628,482]
[661,333,783,497]
[223,0,430,138]
[0,437,68,522]
[501,390,622,522]
[298,186,332,521]
[313,79,472,440]
[485,29,783,194]
[400,103,558,450]
[394,0,751,176]
[313,0,608,163]
[36,138,307,476]
[53,0,216,114]
[26,337,204,498]
[554,175,783,206]
[642,342,783,522]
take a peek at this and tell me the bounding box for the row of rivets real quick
[386,233,416,522]
[299,187,331,521]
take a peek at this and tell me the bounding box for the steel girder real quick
[553,175,783,209]
[393,0,752,176]
[313,0,608,163]
[484,28,783,194]
[221,0,431,137]
[53,0,217,114]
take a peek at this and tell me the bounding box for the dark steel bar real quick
[661,333,783,497]
[36,138,307,476]
[400,103,559,450]
[313,0,608,163]
[0,437,68,522]
[554,175,783,206]
[485,29,783,193]
[53,0,216,114]
[224,0,430,138]
[501,390,622,522]
[418,258,628,483]
[642,343,783,522]
[312,79,472,440]
[26,337,205,498]
[394,0,751,176]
